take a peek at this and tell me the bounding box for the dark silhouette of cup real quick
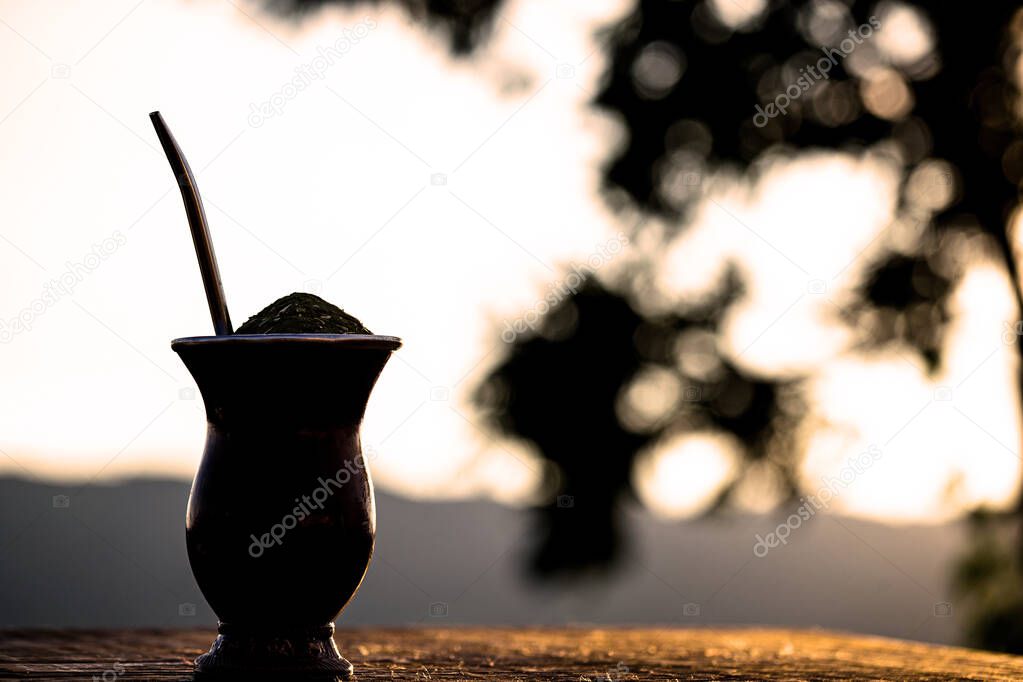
[173,333,400,679]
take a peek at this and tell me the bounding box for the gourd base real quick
[194,623,353,680]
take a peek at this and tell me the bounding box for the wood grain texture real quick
[2,627,1022,680]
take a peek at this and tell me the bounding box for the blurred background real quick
[3,0,1023,652]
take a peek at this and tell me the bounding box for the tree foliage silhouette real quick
[271,0,504,53]
[479,0,1023,583]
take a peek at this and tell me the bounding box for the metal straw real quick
[149,111,233,336]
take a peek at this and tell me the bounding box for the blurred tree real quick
[478,0,1023,588]
[953,511,1023,653]
[593,0,1022,360]
[269,0,505,53]
[475,269,801,574]
[598,5,1023,655]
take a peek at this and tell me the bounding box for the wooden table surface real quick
[2,627,1023,680]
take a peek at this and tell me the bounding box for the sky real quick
[0,0,1019,524]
